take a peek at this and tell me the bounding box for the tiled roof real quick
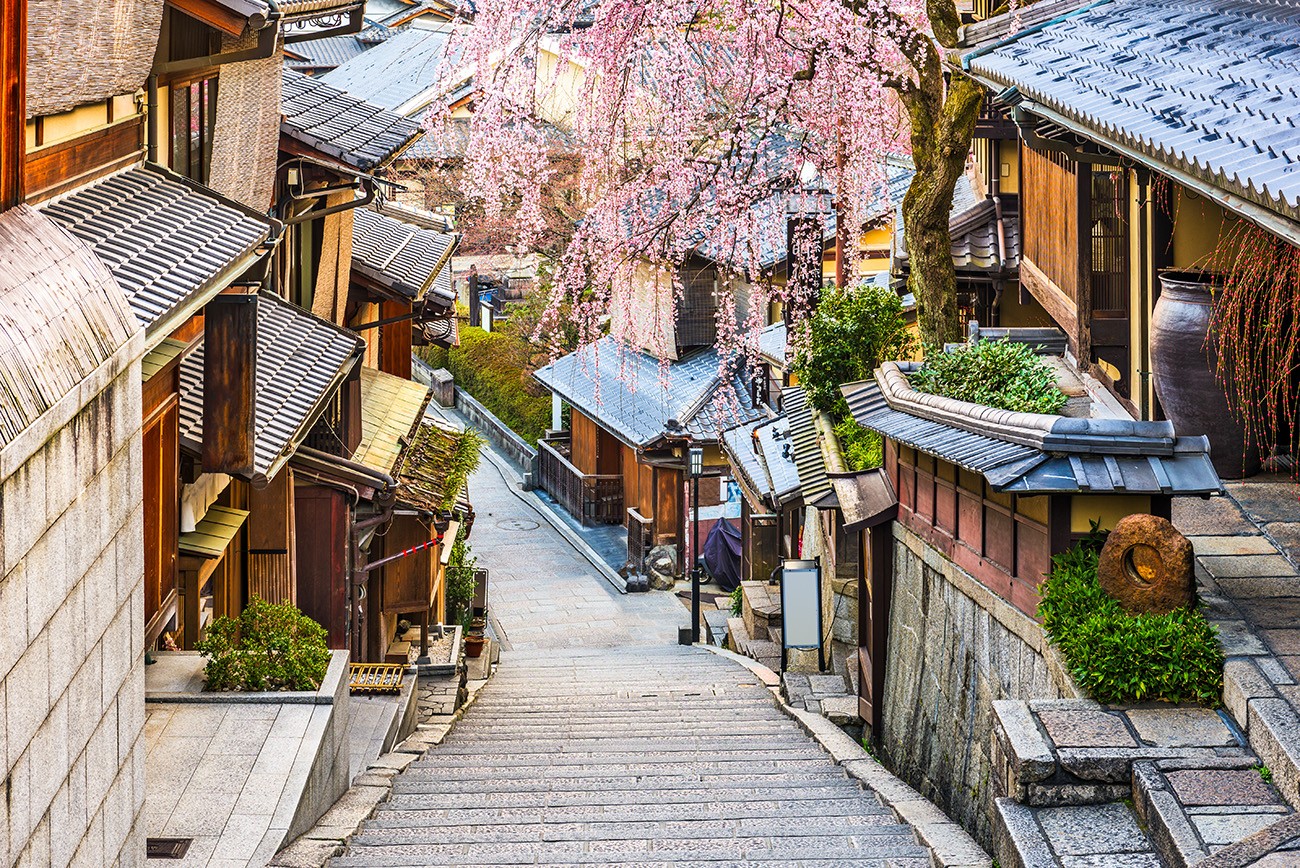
[841,376,1222,495]
[0,205,138,454]
[320,26,458,112]
[286,34,372,71]
[351,206,457,302]
[720,415,800,509]
[281,69,422,170]
[757,321,786,368]
[177,293,364,485]
[964,0,1300,223]
[41,164,273,347]
[223,0,366,23]
[783,386,834,508]
[534,337,764,448]
[354,365,432,475]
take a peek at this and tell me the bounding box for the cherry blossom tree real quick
[432,0,983,354]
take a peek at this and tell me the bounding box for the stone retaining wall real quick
[880,523,1078,848]
[0,338,146,867]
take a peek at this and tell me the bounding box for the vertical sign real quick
[781,558,823,658]
[784,215,822,332]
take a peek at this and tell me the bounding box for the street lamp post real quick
[689,446,703,643]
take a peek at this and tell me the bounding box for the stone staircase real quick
[725,580,783,671]
[333,645,934,866]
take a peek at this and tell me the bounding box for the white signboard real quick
[781,559,822,650]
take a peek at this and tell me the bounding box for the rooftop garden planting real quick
[1038,534,1224,705]
[196,598,332,692]
[909,338,1067,415]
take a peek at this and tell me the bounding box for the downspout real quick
[1136,169,1152,420]
[146,75,159,163]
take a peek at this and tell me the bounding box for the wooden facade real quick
[143,359,181,646]
[0,0,23,210]
[294,484,352,649]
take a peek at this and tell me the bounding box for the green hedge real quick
[1038,538,1224,705]
[910,339,1067,414]
[418,326,552,445]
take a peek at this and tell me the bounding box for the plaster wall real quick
[880,522,1076,849]
[0,357,147,868]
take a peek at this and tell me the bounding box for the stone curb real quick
[701,645,992,868]
[268,660,497,867]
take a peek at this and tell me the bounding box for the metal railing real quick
[537,434,624,526]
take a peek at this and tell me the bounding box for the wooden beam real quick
[0,0,24,210]
[1075,167,1092,369]
[1019,257,1079,350]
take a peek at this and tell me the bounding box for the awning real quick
[832,470,898,534]
[351,207,457,305]
[281,69,422,171]
[41,164,276,351]
[177,292,364,486]
[179,505,250,559]
[354,366,433,476]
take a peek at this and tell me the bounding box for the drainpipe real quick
[1136,168,1153,420]
[146,75,159,163]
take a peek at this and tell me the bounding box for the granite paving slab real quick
[1166,769,1279,807]
[1038,708,1136,748]
[1127,708,1236,748]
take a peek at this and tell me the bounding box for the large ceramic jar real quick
[1150,270,1259,478]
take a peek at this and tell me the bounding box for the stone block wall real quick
[0,358,146,868]
[879,523,1077,849]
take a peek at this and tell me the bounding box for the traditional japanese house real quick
[534,337,765,574]
[278,63,467,660]
[956,0,1300,424]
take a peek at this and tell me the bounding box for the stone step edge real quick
[269,664,498,867]
[697,644,991,868]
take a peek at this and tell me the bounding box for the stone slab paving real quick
[145,702,326,868]
[337,646,937,866]
[320,423,980,867]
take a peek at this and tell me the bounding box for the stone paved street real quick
[335,430,934,866]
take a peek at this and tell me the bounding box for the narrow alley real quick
[336,423,934,866]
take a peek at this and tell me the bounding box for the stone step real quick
[372,797,891,825]
[1133,760,1293,866]
[388,770,859,791]
[437,722,798,739]
[335,836,929,865]
[386,783,869,806]
[359,815,902,839]
[411,748,831,767]
[427,737,824,755]
[400,758,842,780]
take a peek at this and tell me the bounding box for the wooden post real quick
[1075,163,1092,370]
[0,0,25,210]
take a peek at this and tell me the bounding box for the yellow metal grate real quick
[348,662,406,695]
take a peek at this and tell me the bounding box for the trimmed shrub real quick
[1038,538,1224,705]
[910,338,1067,414]
[196,598,332,692]
[418,326,552,445]
[834,417,884,472]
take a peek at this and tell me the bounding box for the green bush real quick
[729,586,743,617]
[1038,539,1224,705]
[834,417,884,471]
[445,527,478,629]
[196,598,332,692]
[909,339,1067,414]
[418,325,552,445]
[790,283,915,416]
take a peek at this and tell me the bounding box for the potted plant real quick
[464,617,487,658]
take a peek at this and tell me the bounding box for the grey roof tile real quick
[534,336,763,448]
[966,0,1300,221]
[783,386,833,507]
[351,206,457,301]
[282,68,422,170]
[842,380,1221,494]
[758,320,787,367]
[320,26,458,112]
[40,164,272,340]
[177,293,363,484]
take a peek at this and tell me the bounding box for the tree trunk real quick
[895,64,984,349]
